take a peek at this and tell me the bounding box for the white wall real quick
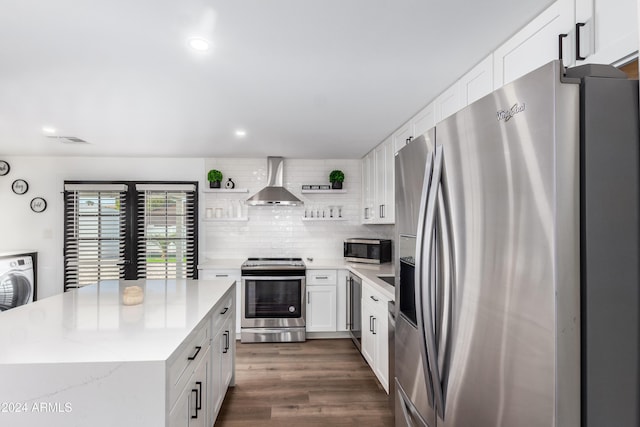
[201,158,392,260]
[0,156,205,299]
[1,156,392,299]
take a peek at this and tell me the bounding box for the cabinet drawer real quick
[211,292,234,332]
[362,282,387,308]
[201,269,241,280]
[307,269,337,285]
[168,322,210,409]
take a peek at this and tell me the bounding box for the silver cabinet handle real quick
[215,274,229,277]
[315,276,328,280]
[345,276,350,329]
[307,291,310,304]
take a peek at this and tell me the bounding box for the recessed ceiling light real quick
[235,130,247,138]
[188,37,210,52]
[42,126,56,134]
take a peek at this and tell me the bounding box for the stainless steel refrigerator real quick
[393,60,639,427]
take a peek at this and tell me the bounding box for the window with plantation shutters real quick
[136,184,197,280]
[63,181,198,291]
[64,184,128,291]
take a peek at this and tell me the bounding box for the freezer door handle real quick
[396,380,429,427]
[414,150,436,407]
[419,144,446,419]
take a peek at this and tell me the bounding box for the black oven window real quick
[245,279,302,318]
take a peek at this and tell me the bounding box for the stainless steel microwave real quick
[344,238,392,264]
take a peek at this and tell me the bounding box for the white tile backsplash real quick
[202,158,393,260]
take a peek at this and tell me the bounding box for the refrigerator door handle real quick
[420,145,446,419]
[414,150,437,408]
[435,171,455,412]
[397,380,429,427]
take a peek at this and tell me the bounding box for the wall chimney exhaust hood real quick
[246,157,303,206]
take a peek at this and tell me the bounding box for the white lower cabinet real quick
[360,280,390,393]
[210,315,235,418]
[169,345,210,427]
[168,285,235,427]
[306,269,337,332]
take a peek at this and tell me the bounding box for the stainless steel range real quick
[240,257,306,343]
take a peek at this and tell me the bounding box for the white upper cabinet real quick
[411,103,436,141]
[392,103,435,155]
[574,0,638,65]
[459,55,494,106]
[362,151,375,223]
[362,137,395,224]
[374,137,395,224]
[392,121,413,154]
[493,1,574,88]
[435,82,462,123]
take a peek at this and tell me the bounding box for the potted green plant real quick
[329,170,345,189]
[207,169,223,189]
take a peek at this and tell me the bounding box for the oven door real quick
[241,276,306,328]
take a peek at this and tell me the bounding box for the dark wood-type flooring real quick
[214,339,394,427]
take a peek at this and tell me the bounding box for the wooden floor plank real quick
[214,339,393,427]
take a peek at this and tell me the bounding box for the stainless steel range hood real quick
[246,157,303,206]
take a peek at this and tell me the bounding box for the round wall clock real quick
[0,160,9,176]
[11,179,29,195]
[30,197,47,213]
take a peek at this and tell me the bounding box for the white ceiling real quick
[0,0,553,159]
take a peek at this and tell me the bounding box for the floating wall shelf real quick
[202,188,249,193]
[301,189,347,194]
[301,217,347,222]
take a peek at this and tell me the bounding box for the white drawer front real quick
[362,282,387,308]
[307,269,337,285]
[168,322,210,409]
[211,293,234,332]
[200,269,241,280]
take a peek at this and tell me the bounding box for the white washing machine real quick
[0,255,34,312]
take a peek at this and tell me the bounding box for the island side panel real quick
[0,360,165,427]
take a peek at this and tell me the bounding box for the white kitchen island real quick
[0,279,236,427]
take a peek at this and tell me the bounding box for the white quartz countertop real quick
[0,250,37,258]
[197,259,244,269]
[0,279,234,365]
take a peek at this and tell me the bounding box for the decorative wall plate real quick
[30,197,47,213]
[12,179,28,195]
[0,160,9,176]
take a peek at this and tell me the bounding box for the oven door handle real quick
[241,275,306,281]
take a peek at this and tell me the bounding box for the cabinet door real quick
[459,55,494,106]
[336,270,349,332]
[493,1,574,88]
[576,0,638,65]
[435,83,462,123]
[221,317,234,391]
[361,152,375,223]
[210,330,224,416]
[190,347,209,427]
[372,305,389,393]
[374,138,394,224]
[361,301,376,366]
[392,122,413,154]
[169,385,190,427]
[306,285,337,332]
[411,103,436,140]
